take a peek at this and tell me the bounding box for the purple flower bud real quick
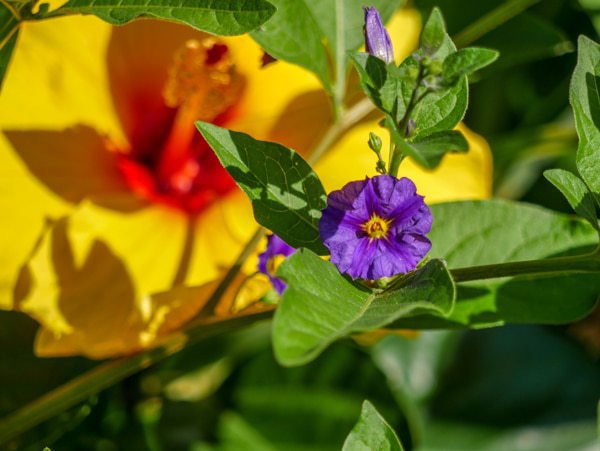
[258,234,296,294]
[319,175,432,280]
[364,7,394,64]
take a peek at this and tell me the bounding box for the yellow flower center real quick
[362,214,391,240]
[267,254,287,276]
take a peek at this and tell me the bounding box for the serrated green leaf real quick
[196,122,327,254]
[411,75,469,136]
[407,130,468,169]
[47,0,276,35]
[272,250,455,366]
[250,0,332,92]
[544,169,599,231]
[390,125,468,170]
[391,200,600,330]
[342,401,404,451]
[0,1,19,90]
[442,47,499,83]
[570,35,600,206]
[420,7,450,56]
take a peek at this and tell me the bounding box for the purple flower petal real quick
[258,234,296,294]
[319,175,432,280]
[364,7,395,64]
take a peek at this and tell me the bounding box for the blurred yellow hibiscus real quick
[0,8,491,358]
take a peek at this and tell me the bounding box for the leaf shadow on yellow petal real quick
[4,126,147,213]
[267,89,333,156]
[24,217,141,358]
[0,16,122,141]
[316,120,493,202]
[0,134,69,309]
[27,215,212,359]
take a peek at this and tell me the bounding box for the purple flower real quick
[258,234,296,294]
[319,175,432,280]
[364,7,394,64]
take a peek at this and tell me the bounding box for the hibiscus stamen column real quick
[158,38,243,194]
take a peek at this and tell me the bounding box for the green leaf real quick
[196,122,327,254]
[392,200,600,330]
[0,29,18,91]
[475,14,572,71]
[411,76,469,136]
[251,0,400,95]
[272,249,455,366]
[216,412,278,451]
[570,35,600,206]
[250,0,332,92]
[404,130,468,169]
[349,53,402,116]
[544,169,599,231]
[302,0,400,79]
[420,7,451,56]
[442,47,499,83]
[0,1,19,90]
[303,0,400,63]
[47,0,276,35]
[422,419,599,451]
[342,401,404,451]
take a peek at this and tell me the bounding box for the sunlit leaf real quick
[250,0,332,92]
[442,47,499,83]
[46,0,276,35]
[544,169,599,231]
[197,122,327,253]
[570,35,600,207]
[273,249,454,366]
[393,200,600,329]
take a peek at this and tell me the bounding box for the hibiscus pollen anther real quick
[162,38,243,121]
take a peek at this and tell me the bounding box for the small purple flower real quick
[258,234,296,294]
[364,6,394,64]
[319,175,432,280]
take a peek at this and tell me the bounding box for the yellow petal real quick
[0,16,124,142]
[222,35,324,145]
[315,121,492,202]
[25,188,257,357]
[387,8,422,63]
[0,134,68,309]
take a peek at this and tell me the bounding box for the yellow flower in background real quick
[0,9,491,359]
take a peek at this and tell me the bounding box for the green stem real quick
[450,251,600,282]
[0,95,377,444]
[388,145,404,178]
[388,71,429,177]
[452,0,542,48]
[3,247,600,443]
[307,97,374,165]
[0,312,271,444]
